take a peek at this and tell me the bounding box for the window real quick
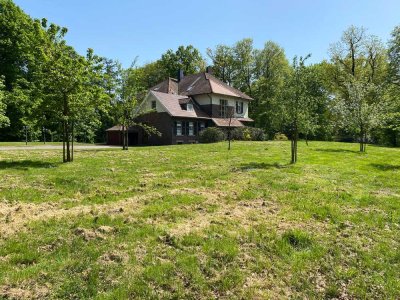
[176,121,182,136]
[187,103,194,111]
[188,122,194,136]
[220,99,228,117]
[151,101,156,110]
[236,101,243,114]
[199,122,205,132]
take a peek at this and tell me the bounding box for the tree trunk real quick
[291,139,295,164]
[66,121,71,162]
[71,121,74,162]
[291,132,298,164]
[63,121,66,162]
[122,125,128,150]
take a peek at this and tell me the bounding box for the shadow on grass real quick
[238,162,289,171]
[369,163,400,171]
[0,160,59,170]
[314,148,359,154]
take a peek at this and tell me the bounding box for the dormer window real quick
[151,101,156,110]
[187,103,194,111]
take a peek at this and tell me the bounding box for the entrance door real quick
[128,132,138,146]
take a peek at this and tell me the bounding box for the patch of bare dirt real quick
[99,250,129,265]
[169,197,281,236]
[0,281,50,300]
[0,192,161,239]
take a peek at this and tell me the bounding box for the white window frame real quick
[236,101,243,114]
[220,99,228,117]
[176,121,182,136]
[188,122,194,136]
[187,103,194,111]
[151,101,156,110]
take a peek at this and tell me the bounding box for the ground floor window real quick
[199,122,205,132]
[189,122,194,136]
[175,120,206,136]
[176,121,182,136]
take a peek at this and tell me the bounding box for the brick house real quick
[106,68,253,145]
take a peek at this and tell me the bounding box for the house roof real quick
[151,72,253,100]
[106,125,124,131]
[151,91,210,119]
[211,118,244,127]
[151,78,179,94]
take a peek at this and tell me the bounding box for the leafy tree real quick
[388,25,400,85]
[385,26,400,145]
[334,81,384,152]
[114,67,160,150]
[38,24,108,162]
[0,1,47,140]
[232,38,256,96]
[160,45,205,78]
[206,45,236,85]
[280,55,324,163]
[328,26,389,146]
[0,79,9,127]
[252,41,290,136]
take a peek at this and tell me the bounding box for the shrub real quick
[199,127,225,143]
[274,133,288,141]
[231,127,266,141]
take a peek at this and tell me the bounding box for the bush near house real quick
[231,127,266,141]
[199,127,226,143]
[274,133,289,141]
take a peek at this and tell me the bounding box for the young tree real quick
[280,55,324,163]
[115,67,160,150]
[39,24,108,162]
[334,81,384,152]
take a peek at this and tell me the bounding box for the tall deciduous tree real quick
[329,26,388,147]
[39,24,107,162]
[160,45,205,78]
[207,45,236,85]
[252,41,290,135]
[0,79,9,128]
[388,25,400,85]
[280,55,324,163]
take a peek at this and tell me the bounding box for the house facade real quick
[106,69,253,146]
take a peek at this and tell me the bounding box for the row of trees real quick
[1,1,400,163]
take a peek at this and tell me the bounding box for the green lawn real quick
[0,142,95,147]
[0,141,399,299]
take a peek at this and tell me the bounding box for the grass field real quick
[0,142,95,147]
[0,141,399,299]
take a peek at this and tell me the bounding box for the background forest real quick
[1,0,400,147]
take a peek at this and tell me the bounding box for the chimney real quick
[206,66,213,75]
[177,69,184,82]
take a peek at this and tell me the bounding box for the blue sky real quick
[14,0,400,67]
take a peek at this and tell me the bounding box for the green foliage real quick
[273,133,288,141]
[0,141,400,298]
[231,127,265,141]
[160,45,205,78]
[280,55,327,162]
[199,127,225,143]
[0,79,9,127]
